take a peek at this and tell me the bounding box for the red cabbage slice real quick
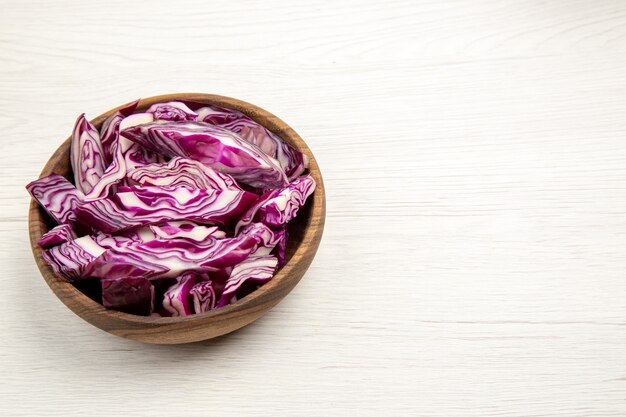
[190,280,217,313]
[149,221,226,241]
[82,234,257,280]
[46,224,231,282]
[102,277,154,316]
[147,101,198,121]
[121,121,288,189]
[275,227,288,268]
[196,105,308,180]
[240,222,285,256]
[200,267,231,298]
[236,174,316,232]
[100,100,139,165]
[93,228,157,249]
[217,255,278,307]
[238,222,288,267]
[76,185,258,233]
[93,222,226,248]
[42,236,105,281]
[258,174,315,226]
[38,224,77,248]
[70,114,107,194]
[85,113,161,201]
[26,174,84,224]
[163,272,202,316]
[127,157,241,191]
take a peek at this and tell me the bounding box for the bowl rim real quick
[28,92,325,327]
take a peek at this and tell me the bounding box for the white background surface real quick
[1,1,625,416]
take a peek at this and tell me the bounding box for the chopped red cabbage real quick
[76,185,258,233]
[240,222,285,256]
[102,277,154,316]
[100,100,139,165]
[149,221,226,241]
[190,280,217,313]
[26,174,84,224]
[196,104,308,180]
[85,113,162,201]
[42,236,105,281]
[236,174,316,232]
[121,121,289,189]
[127,157,241,191]
[163,272,202,316]
[274,226,288,268]
[217,255,278,307]
[147,101,198,121]
[38,224,77,248]
[82,234,257,280]
[92,222,226,249]
[29,100,317,316]
[71,114,107,194]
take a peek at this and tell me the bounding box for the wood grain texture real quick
[2,0,626,415]
[28,93,325,344]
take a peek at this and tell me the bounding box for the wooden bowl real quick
[28,93,325,344]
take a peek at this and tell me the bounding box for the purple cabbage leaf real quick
[163,272,204,316]
[146,101,198,121]
[100,99,139,165]
[85,113,162,201]
[26,174,84,224]
[42,236,106,281]
[240,222,285,257]
[241,222,288,268]
[236,173,316,232]
[190,280,217,313]
[102,277,154,316]
[149,221,226,241]
[76,185,258,234]
[121,121,288,189]
[92,227,158,249]
[71,114,107,194]
[38,224,78,248]
[274,226,288,268]
[92,221,226,249]
[127,156,241,191]
[82,233,257,280]
[196,104,308,180]
[217,255,278,307]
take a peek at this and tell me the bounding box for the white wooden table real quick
[1,1,625,415]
